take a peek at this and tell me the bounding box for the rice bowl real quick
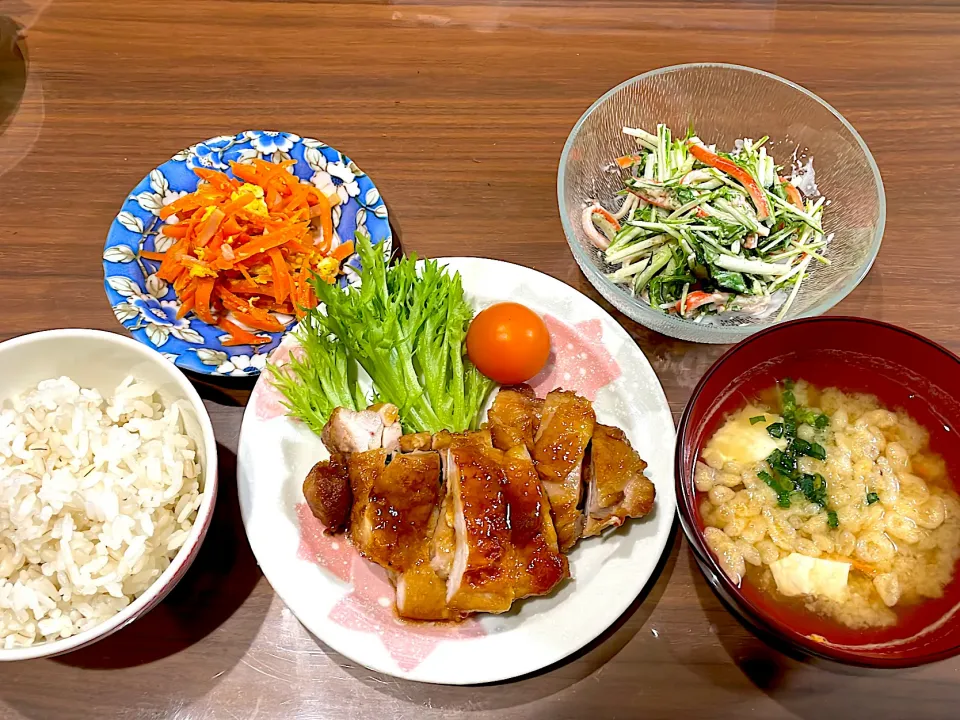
[0,329,217,660]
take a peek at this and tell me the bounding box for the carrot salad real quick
[142,159,354,346]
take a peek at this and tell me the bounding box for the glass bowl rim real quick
[674,315,960,668]
[557,63,887,344]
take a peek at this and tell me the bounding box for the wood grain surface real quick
[2,0,960,717]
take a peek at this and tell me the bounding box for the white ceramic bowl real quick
[0,329,218,660]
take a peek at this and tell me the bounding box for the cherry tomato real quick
[466,302,551,385]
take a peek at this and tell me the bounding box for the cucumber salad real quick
[584,124,828,323]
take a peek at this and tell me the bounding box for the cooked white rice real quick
[0,375,203,648]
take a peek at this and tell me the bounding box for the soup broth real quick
[697,380,960,629]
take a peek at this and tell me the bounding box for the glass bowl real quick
[558,64,885,344]
[676,317,960,667]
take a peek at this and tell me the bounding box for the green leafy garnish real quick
[798,473,828,507]
[866,492,880,505]
[767,448,797,476]
[268,312,365,436]
[271,233,494,434]
[750,415,766,425]
[758,470,793,508]
[754,380,836,515]
[814,414,830,429]
[827,510,839,528]
[788,438,826,461]
[781,388,797,413]
[713,269,748,294]
[808,442,827,461]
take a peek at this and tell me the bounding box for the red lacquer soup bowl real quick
[676,316,960,667]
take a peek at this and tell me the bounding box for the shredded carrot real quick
[215,286,286,332]
[176,293,196,320]
[267,249,292,304]
[217,317,270,347]
[194,278,216,325]
[309,190,333,250]
[331,241,355,263]
[138,158,347,345]
[158,224,190,239]
[849,558,880,578]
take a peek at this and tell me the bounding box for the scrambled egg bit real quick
[232,183,269,216]
[186,183,340,282]
[315,257,341,284]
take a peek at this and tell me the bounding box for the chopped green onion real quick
[798,473,828,507]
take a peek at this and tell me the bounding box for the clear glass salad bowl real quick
[558,63,885,344]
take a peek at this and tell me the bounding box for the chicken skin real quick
[487,384,543,453]
[582,424,656,537]
[532,390,596,551]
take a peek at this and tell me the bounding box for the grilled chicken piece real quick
[442,435,515,614]
[395,563,459,621]
[500,445,569,598]
[533,390,596,551]
[314,394,653,621]
[302,453,351,533]
[345,450,458,621]
[431,430,492,582]
[399,432,432,453]
[354,452,442,572]
[439,432,568,613]
[487,385,543,453]
[582,424,656,537]
[430,490,457,580]
[348,448,388,552]
[369,403,403,452]
[322,404,401,456]
[431,430,454,450]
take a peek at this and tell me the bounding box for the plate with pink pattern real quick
[237,258,676,684]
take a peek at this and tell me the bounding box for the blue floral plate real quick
[103,130,391,377]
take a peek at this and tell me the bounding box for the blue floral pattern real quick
[103,131,392,376]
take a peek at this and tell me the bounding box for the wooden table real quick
[2,0,960,717]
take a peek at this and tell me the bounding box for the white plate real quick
[237,258,676,684]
